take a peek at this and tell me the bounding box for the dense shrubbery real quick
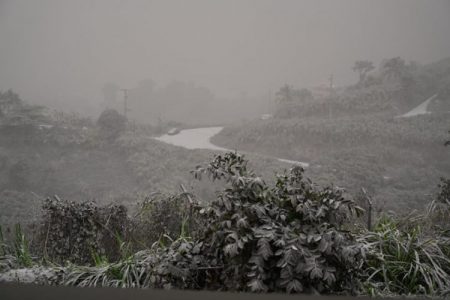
[190,152,365,294]
[0,152,449,297]
[38,196,129,264]
[132,191,205,247]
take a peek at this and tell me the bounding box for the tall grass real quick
[13,224,33,268]
[0,224,34,271]
[359,205,450,296]
[64,250,152,288]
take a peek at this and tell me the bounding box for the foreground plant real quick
[4,152,448,297]
[360,211,450,297]
[0,224,34,273]
[192,152,366,294]
[60,152,366,294]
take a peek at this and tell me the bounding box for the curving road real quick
[154,126,309,168]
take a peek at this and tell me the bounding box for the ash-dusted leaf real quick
[286,279,303,293]
[249,254,265,267]
[247,279,268,292]
[280,265,294,279]
[276,258,288,268]
[299,233,307,242]
[224,243,239,257]
[318,238,329,253]
[257,238,273,260]
[177,241,191,254]
[237,239,244,249]
[275,249,284,256]
[226,231,239,242]
[334,233,344,245]
[323,270,336,286]
[223,198,232,211]
[290,196,297,208]
[192,242,203,254]
[252,205,267,218]
[315,205,326,218]
[310,266,323,279]
[295,262,306,273]
[274,239,286,247]
[304,257,316,272]
[333,201,340,209]
[237,217,248,228]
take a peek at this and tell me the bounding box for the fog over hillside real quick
[1,0,450,120]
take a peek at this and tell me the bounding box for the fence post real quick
[361,188,373,231]
[180,184,193,234]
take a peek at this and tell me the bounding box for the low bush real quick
[132,191,205,248]
[38,196,130,265]
[58,152,368,294]
[191,152,366,294]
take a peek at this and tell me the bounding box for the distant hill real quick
[211,56,450,212]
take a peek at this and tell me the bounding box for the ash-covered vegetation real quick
[1,0,450,297]
[0,152,449,297]
[1,54,450,297]
[212,57,450,212]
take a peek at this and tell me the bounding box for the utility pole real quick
[120,88,130,119]
[329,74,334,91]
[328,74,334,119]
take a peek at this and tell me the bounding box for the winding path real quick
[154,126,309,168]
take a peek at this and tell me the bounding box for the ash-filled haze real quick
[0,0,449,116]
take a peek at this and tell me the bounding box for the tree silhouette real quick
[381,57,407,80]
[352,60,375,83]
[97,108,127,141]
[275,84,295,103]
[0,89,48,126]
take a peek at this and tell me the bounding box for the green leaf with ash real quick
[256,238,273,260]
[247,279,268,292]
[286,279,303,293]
[310,266,323,280]
[224,243,239,257]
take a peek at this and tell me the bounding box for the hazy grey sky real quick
[1,0,449,114]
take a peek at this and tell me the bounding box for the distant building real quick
[260,114,273,120]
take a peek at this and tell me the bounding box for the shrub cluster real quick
[1,152,449,297]
[190,152,366,294]
[39,196,129,264]
[132,191,205,247]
